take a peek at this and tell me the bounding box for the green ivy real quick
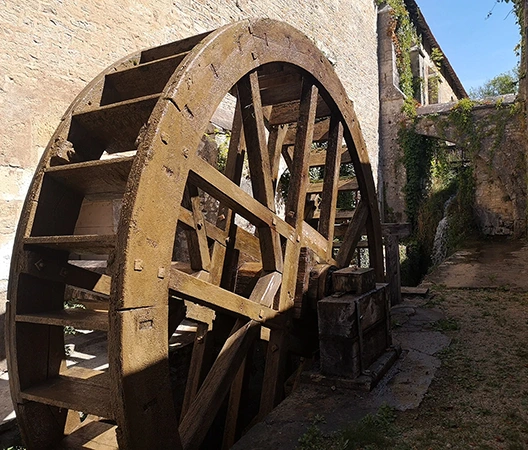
[398,125,438,228]
[376,0,419,100]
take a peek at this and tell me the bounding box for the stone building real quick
[0,0,467,367]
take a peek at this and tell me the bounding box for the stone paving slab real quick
[423,238,528,291]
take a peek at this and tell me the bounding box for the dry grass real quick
[392,287,528,449]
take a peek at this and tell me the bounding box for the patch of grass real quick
[296,406,408,450]
[432,317,460,331]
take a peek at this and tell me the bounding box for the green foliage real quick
[469,70,519,99]
[376,0,419,100]
[430,47,444,69]
[296,405,400,450]
[398,126,439,228]
[398,113,478,285]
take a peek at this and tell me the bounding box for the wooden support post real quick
[222,357,246,450]
[180,322,209,421]
[381,223,410,306]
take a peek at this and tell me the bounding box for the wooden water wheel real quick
[6,19,383,449]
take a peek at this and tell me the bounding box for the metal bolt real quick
[134,259,144,271]
[160,132,169,144]
[157,267,166,279]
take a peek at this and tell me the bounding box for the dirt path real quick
[382,238,528,449]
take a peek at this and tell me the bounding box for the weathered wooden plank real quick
[17,308,108,331]
[21,367,113,419]
[21,252,111,295]
[222,358,246,450]
[169,268,279,323]
[318,115,343,247]
[309,144,352,167]
[268,124,289,185]
[188,194,212,271]
[139,31,211,63]
[268,97,331,126]
[180,322,209,421]
[249,271,282,309]
[72,94,159,154]
[312,209,355,221]
[111,306,182,449]
[23,234,115,255]
[45,156,134,198]
[188,158,295,239]
[102,53,187,105]
[238,71,276,209]
[335,201,369,268]
[284,80,318,227]
[59,417,118,449]
[179,320,260,450]
[238,71,283,273]
[300,221,333,263]
[306,177,358,194]
[259,327,287,418]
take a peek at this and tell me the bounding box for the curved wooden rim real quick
[6,18,383,449]
[112,18,383,447]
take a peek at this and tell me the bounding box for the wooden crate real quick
[318,284,390,378]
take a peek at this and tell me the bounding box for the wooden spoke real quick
[183,189,211,272]
[237,70,284,272]
[180,322,209,421]
[188,158,295,239]
[21,251,111,295]
[318,115,344,250]
[237,71,276,209]
[222,358,246,450]
[169,268,279,323]
[285,79,318,227]
[335,200,369,268]
[179,320,260,450]
[259,327,287,417]
[268,124,289,186]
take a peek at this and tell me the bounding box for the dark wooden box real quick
[318,283,390,378]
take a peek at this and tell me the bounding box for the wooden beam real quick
[179,320,259,450]
[335,200,369,268]
[238,70,283,273]
[306,177,358,194]
[318,115,343,247]
[169,268,279,323]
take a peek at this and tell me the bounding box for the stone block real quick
[332,267,376,294]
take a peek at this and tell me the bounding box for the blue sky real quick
[416,0,520,92]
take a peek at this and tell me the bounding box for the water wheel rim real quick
[6,18,383,450]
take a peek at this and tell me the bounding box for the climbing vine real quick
[376,0,419,108]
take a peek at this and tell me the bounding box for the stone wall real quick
[0,0,380,364]
[413,97,527,237]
